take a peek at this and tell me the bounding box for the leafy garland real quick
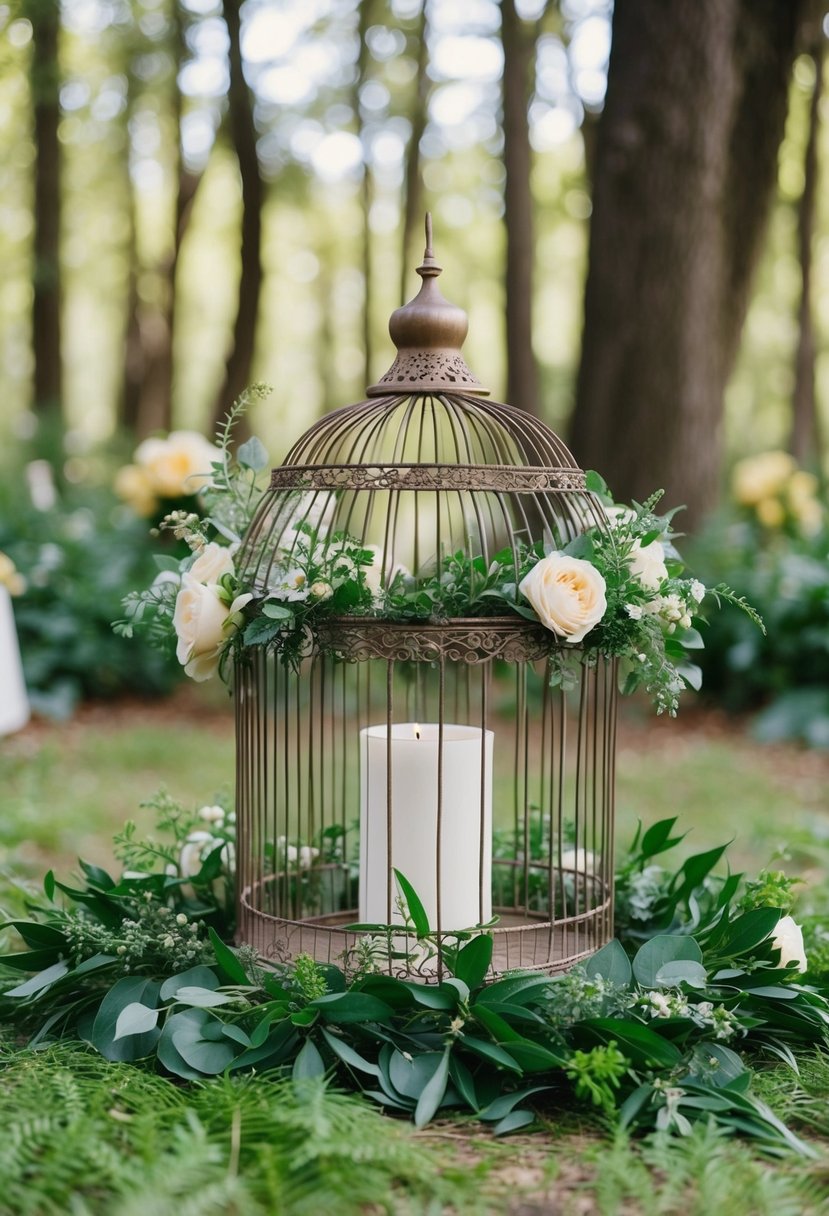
[1,796,826,1155]
[114,398,762,716]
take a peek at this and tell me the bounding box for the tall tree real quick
[399,0,430,305]
[354,0,376,389]
[571,0,807,527]
[26,0,63,422]
[120,2,204,438]
[501,0,540,416]
[211,0,264,432]
[790,26,825,466]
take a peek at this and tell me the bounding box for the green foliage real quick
[2,812,829,1158]
[0,472,180,716]
[690,505,829,746]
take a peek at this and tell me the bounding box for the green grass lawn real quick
[2,689,826,883]
[1,692,829,1215]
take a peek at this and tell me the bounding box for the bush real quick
[0,462,182,717]
[689,453,829,747]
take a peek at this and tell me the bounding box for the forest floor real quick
[1,693,828,1214]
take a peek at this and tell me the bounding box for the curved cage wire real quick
[234,391,617,980]
[234,221,616,981]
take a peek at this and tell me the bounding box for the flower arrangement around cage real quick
[1,792,827,1154]
[115,394,763,716]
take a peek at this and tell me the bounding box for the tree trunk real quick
[121,3,203,438]
[399,0,430,304]
[571,0,806,528]
[27,0,62,421]
[211,0,264,433]
[354,0,375,389]
[502,0,540,417]
[790,35,824,466]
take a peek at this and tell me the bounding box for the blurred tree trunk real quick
[354,0,375,389]
[121,4,203,438]
[571,0,806,528]
[502,0,540,416]
[399,0,430,304]
[211,0,264,433]
[790,33,824,466]
[27,0,63,422]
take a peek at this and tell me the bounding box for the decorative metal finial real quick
[366,213,488,397]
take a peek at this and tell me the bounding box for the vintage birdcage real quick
[235,218,616,979]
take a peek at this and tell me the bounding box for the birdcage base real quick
[238,882,612,980]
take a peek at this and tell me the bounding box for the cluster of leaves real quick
[690,507,829,747]
[0,472,181,717]
[2,817,828,1156]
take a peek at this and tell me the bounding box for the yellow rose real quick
[114,463,158,517]
[189,542,235,584]
[732,451,796,506]
[519,553,607,643]
[0,552,26,596]
[787,470,818,505]
[134,430,220,499]
[755,497,785,529]
[173,575,231,681]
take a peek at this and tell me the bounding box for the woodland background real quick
[1,0,827,529]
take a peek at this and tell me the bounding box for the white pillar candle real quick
[0,587,29,736]
[359,723,493,930]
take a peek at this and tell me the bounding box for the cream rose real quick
[173,575,231,681]
[627,539,668,591]
[189,542,235,584]
[770,915,808,973]
[519,553,607,644]
[135,430,220,499]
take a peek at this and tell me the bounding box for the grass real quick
[0,1039,827,1215]
[1,689,827,883]
[2,691,829,1212]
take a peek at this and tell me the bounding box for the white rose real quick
[135,430,220,499]
[179,830,216,879]
[298,845,319,869]
[189,543,235,585]
[770,915,808,973]
[173,574,231,681]
[518,553,607,644]
[309,580,333,601]
[627,539,668,591]
[559,848,595,871]
[603,504,636,527]
[198,804,226,824]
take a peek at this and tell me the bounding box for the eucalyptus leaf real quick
[585,939,633,987]
[292,1038,326,1082]
[414,1048,451,1128]
[113,1002,160,1041]
[632,936,702,988]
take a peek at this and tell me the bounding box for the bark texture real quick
[571,0,806,527]
[211,0,264,432]
[28,0,63,419]
[502,0,540,416]
[791,32,824,465]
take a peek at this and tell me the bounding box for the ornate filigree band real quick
[312,617,556,664]
[269,463,587,493]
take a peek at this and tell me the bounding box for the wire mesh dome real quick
[235,219,616,980]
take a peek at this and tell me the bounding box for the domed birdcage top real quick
[240,216,605,606]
